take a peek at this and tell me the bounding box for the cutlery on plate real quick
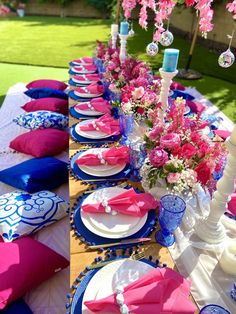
[88,252,145,269]
[88,238,151,250]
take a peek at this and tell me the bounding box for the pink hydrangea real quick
[160,133,181,150]
[167,173,181,184]
[149,148,169,167]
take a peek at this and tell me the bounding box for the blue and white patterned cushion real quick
[13,110,68,130]
[0,190,69,242]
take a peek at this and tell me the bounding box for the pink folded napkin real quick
[75,83,104,96]
[84,267,196,314]
[76,146,128,166]
[72,74,100,83]
[79,114,119,135]
[73,64,97,73]
[214,130,232,141]
[186,100,206,114]
[75,98,111,114]
[72,57,94,64]
[81,188,158,217]
[228,193,236,215]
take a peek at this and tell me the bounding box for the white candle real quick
[229,124,236,146]
[219,242,236,275]
[111,24,119,33]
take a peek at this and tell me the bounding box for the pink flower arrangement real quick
[227,0,236,19]
[143,98,227,193]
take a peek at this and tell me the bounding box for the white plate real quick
[77,148,126,177]
[82,259,154,314]
[81,187,148,238]
[74,105,104,116]
[72,67,96,74]
[72,78,92,85]
[74,91,103,98]
[75,120,113,139]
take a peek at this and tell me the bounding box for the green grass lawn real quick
[0,16,235,121]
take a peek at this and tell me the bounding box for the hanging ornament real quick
[160,30,174,47]
[129,22,135,37]
[160,30,174,46]
[146,42,159,56]
[218,30,235,68]
[129,29,135,37]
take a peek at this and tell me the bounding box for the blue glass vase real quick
[155,194,186,247]
[199,304,231,314]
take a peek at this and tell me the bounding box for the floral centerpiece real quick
[141,98,227,195]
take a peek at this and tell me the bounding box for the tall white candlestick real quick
[195,124,236,244]
[119,34,128,63]
[111,24,119,49]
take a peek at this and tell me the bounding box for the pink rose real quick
[198,142,210,158]
[132,86,145,100]
[149,126,163,141]
[195,161,211,185]
[149,148,169,167]
[180,143,196,159]
[167,173,181,184]
[160,133,181,150]
[137,107,145,115]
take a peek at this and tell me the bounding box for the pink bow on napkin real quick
[76,146,128,166]
[72,74,100,83]
[84,267,196,314]
[73,64,97,72]
[75,83,104,96]
[81,188,158,217]
[79,114,119,135]
[75,98,111,114]
[73,57,94,64]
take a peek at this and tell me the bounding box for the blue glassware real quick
[129,141,146,182]
[199,304,231,314]
[155,194,186,247]
[119,112,134,145]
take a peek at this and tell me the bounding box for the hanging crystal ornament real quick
[146,42,159,56]
[128,21,135,37]
[160,19,174,47]
[218,30,235,68]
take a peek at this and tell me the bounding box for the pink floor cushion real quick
[22,98,68,115]
[170,81,186,91]
[0,236,69,309]
[214,130,232,141]
[228,193,236,215]
[26,79,67,91]
[9,129,69,157]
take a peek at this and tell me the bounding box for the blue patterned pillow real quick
[24,88,68,100]
[13,111,68,130]
[0,157,68,193]
[0,190,69,242]
[1,299,33,314]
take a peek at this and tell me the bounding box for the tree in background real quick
[85,0,117,19]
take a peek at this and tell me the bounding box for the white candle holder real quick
[195,125,236,244]
[219,242,236,275]
[119,34,129,63]
[159,68,178,120]
[111,24,119,49]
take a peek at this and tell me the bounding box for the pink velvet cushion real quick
[0,236,69,309]
[26,79,67,91]
[22,98,68,115]
[10,129,69,157]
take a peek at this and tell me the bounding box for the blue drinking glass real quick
[155,194,186,247]
[199,304,231,314]
[119,112,134,145]
[129,141,147,182]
